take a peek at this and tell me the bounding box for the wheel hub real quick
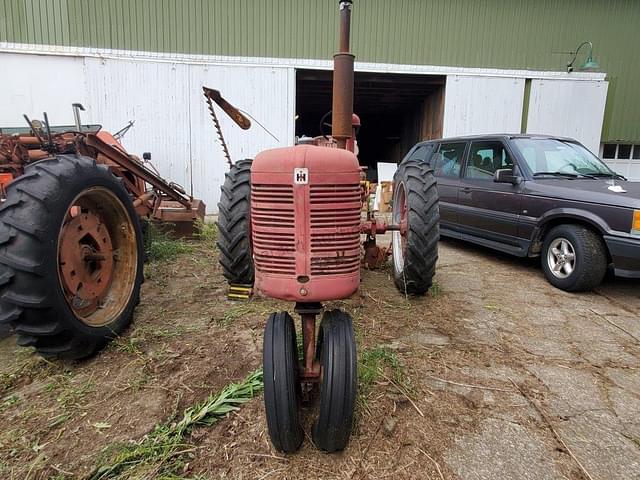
[59,209,114,316]
[548,237,576,279]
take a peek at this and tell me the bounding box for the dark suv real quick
[402,134,640,291]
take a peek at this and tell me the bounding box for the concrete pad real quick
[445,418,561,480]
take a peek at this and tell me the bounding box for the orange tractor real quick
[0,105,206,358]
[216,0,439,452]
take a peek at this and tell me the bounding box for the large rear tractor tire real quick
[0,155,144,359]
[216,159,254,285]
[391,159,440,295]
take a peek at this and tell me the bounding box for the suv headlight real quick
[633,210,640,236]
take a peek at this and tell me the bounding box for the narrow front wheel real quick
[313,309,357,452]
[263,311,304,453]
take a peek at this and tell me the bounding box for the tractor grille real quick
[309,184,361,276]
[251,184,296,275]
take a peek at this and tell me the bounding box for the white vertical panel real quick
[443,75,524,137]
[526,79,608,154]
[0,53,88,125]
[84,57,192,193]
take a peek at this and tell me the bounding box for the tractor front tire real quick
[0,155,144,359]
[391,159,440,295]
[313,309,357,452]
[216,159,254,285]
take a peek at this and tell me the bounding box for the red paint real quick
[251,145,361,302]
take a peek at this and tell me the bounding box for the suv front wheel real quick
[541,224,607,291]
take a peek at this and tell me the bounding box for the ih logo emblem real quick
[294,168,309,185]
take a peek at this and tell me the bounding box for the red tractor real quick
[0,106,205,358]
[216,1,439,452]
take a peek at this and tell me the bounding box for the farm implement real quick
[0,105,205,358]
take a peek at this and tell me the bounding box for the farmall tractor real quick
[0,106,206,358]
[216,0,439,452]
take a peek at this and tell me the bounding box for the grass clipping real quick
[88,369,263,480]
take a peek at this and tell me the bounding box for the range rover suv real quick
[402,134,640,291]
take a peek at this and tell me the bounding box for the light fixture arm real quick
[567,41,594,72]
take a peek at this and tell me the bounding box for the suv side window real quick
[465,141,514,179]
[433,142,465,177]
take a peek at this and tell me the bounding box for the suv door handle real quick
[461,187,471,193]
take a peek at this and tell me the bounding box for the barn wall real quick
[0,52,296,212]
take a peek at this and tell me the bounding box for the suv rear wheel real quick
[541,224,607,291]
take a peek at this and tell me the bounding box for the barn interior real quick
[295,69,446,181]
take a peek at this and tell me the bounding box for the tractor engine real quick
[251,144,361,302]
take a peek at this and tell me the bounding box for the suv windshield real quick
[512,138,614,176]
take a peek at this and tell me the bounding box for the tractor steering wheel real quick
[319,111,333,140]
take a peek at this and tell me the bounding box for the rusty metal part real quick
[59,209,114,317]
[83,133,191,208]
[152,198,206,237]
[203,86,252,167]
[202,87,251,130]
[58,187,138,326]
[332,0,355,149]
[294,302,322,385]
[363,240,389,269]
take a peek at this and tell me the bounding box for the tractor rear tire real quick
[313,309,357,452]
[216,159,254,285]
[391,159,439,295]
[263,311,304,453]
[0,155,144,359]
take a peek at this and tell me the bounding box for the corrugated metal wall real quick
[0,52,295,212]
[1,0,638,142]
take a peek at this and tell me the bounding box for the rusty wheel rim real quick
[392,182,408,276]
[58,187,138,327]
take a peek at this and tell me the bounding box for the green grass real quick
[194,219,217,244]
[88,369,263,480]
[428,281,442,297]
[359,346,404,395]
[144,222,194,262]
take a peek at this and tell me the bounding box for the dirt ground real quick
[0,235,639,480]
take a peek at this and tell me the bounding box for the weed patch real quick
[88,369,263,479]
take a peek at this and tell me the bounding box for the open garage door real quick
[296,70,445,181]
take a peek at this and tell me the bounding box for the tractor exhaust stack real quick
[331,0,355,150]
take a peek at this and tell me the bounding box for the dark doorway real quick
[296,69,445,181]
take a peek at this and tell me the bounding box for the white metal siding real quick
[526,79,608,155]
[442,75,525,137]
[0,52,295,212]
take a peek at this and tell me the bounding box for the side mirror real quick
[494,168,522,185]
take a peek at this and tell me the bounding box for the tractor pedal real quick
[227,284,253,301]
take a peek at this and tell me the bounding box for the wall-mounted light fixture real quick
[567,41,600,73]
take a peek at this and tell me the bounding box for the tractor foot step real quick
[227,284,253,300]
